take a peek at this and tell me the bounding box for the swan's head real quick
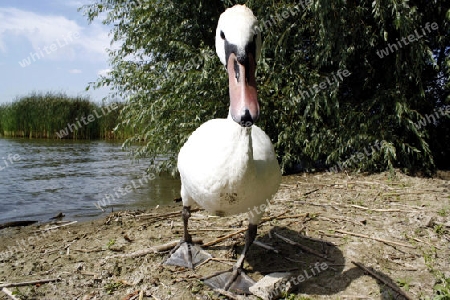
[215,5,262,127]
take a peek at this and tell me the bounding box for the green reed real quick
[0,92,128,140]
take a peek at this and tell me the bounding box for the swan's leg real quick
[182,205,192,243]
[203,223,257,294]
[164,205,211,269]
[224,223,257,290]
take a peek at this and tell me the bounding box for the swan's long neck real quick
[228,122,255,183]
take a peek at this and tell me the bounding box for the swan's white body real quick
[178,117,281,224]
[167,6,281,290]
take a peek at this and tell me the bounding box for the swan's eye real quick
[220,31,225,40]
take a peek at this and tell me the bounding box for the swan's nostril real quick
[239,109,254,127]
[236,51,247,65]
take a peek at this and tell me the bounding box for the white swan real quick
[165,4,281,294]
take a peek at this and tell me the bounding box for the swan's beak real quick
[227,52,259,127]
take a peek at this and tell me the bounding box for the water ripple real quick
[0,139,180,223]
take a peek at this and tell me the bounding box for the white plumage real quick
[178,116,281,224]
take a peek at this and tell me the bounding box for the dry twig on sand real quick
[136,208,202,220]
[253,240,279,253]
[350,204,416,213]
[274,232,334,262]
[334,229,415,249]
[351,261,413,300]
[0,278,61,288]
[303,188,320,196]
[34,221,77,233]
[202,228,247,247]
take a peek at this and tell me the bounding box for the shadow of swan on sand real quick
[241,226,412,299]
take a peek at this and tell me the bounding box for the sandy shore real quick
[0,171,449,299]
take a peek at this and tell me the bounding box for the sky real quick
[0,0,113,104]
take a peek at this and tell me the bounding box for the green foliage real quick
[81,0,449,175]
[433,223,446,237]
[433,274,450,300]
[11,288,27,299]
[0,92,126,140]
[104,281,123,294]
[437,208,448,217]
[106,238,116,249]
[396,277,411,291]
[422,247,450,300]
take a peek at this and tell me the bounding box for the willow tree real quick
[81,0,449,175]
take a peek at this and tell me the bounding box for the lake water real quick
[0,138,181,224]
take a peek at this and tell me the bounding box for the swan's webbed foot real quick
[164,241,211,269]
[164,205,211,269]
[202,266,256,294]
[202,223,258,295]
